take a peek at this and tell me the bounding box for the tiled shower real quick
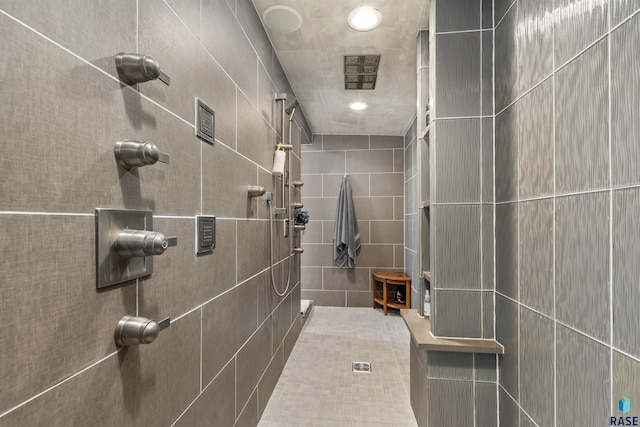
[0,0,308,425]
[2,0,640,426]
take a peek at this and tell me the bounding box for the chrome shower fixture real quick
[279,144,294,150]
[115,53,170,85]
[292,202,304,209]
[285,99,299,116]
[247,186,266,198]
[292,247,304,254]
[115,140,169,168]
[292,181,304,187]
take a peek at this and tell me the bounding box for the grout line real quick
[495,0,517,29]
[0,211,94,217]
[433,115,494,121]
[435,28,492,36]
[552,0,558,421]
[608,0,615,415]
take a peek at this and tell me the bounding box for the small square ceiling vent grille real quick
[344,55,380,90]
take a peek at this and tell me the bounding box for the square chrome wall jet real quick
[195,97,215,144]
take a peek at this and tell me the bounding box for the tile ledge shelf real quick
[400,309,504,354]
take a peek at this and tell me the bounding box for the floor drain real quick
[352,361,372,373]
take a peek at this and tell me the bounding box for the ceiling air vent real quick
[344,55,380,90]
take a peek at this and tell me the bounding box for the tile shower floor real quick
[258,306,418,427]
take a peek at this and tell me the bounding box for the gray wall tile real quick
[555,40,609,194]
[612,15,640,186]
[0,215,134,413]
[428,379,474,426]
[301,244,335,267]
[300,220,322,244]
[258,344,284,417]
[475,354,498,382]
[302,151,346,174]
[495,203,518,299]
[370,135,404,149]
[173,361,235,427]
[482,0,493,29]
[427,352,473,380]
[482,205,495,290]
[202,142,259,219]
[435,119,481,203]
[0,311,201,426]
[272,295,293,348]
[346,291,374,307]
[495,0,516,26]
[201,279,258,386]
[301,174,323,197]
[482,119,494,203]
[519,200,554,316]
[613,188,640,359]
[323,174,369,197]
[611,0,640,27]
[236,0,273,76]
[322,134,369,150]
[435,32,481,118]
[556,325,610,426]
[236,317,273,411]
[556,192,610,341]
[435,0,481,32]
[482,30,494,116]
[496,295,519,400]
[300,290,345,307]
[434,205,481,289]
[0,0,136,79]
[483,291,495,339]
[356,245,395,268]
[519,79,554,199]
[495,105,519,202]
[354,197,395,220]
[554,0,608,67]
[495,5,518,112]
[235,389,258,427]
[394,148,406,173]
[323,267,370,291]
[434,290,482,337]
[346,150,395,173]
[476,382,498,427]
[499,387,520,427]
[613,350,640,412]
[370,173,404,197]
[519,307,555,427]
[410,340,428,427]
[139,218,236,320]
[237,220,270,282]
[370,221,404,244]
[516,0,553,94]
[201,0,257,104]
[301,267,323,290]
[405,139,417,178]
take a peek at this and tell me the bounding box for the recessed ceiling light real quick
[349,101,368,111]
[348,6,382,31]
[263,6,303,33]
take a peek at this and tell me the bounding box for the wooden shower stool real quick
[372,271,411,315]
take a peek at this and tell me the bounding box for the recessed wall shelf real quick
[401,309,503,354]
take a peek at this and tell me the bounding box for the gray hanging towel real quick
[333,176,361,268]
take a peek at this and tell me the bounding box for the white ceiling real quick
[251,0,430,136]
